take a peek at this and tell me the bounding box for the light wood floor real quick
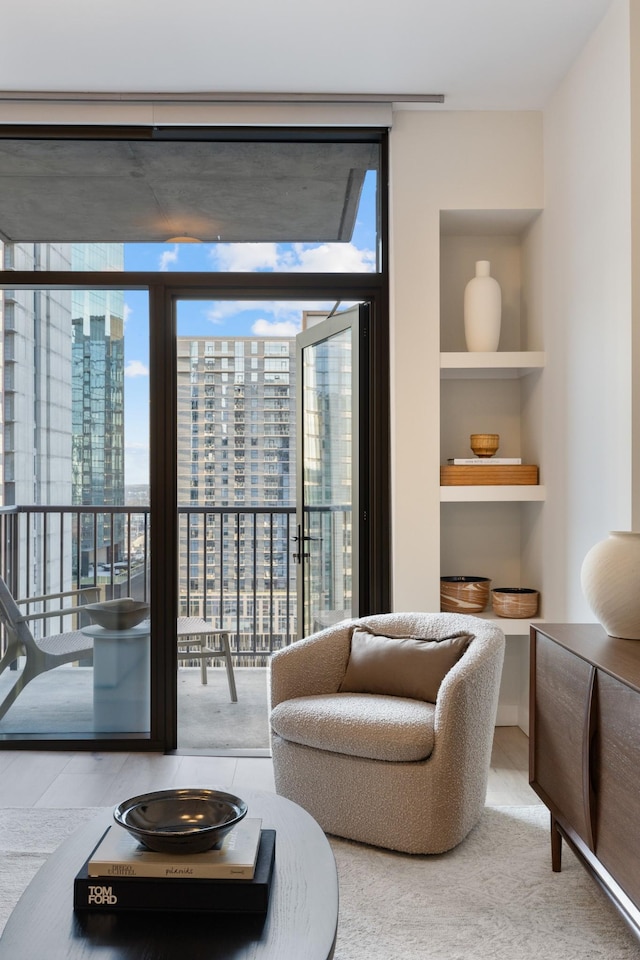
[486,725,542,806]
[0,726,540,809]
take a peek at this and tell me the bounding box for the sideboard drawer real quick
[595,671,640,905]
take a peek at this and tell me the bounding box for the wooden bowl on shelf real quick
[491,587,539,618]
[470,434,499,457]
[440,576,491,613]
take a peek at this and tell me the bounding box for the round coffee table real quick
[0,789,338,959]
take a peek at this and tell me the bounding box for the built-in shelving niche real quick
[439,208,543,729]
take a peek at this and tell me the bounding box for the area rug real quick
[0,806,102,934]
[329,805,640,960]
[0,805,639,958]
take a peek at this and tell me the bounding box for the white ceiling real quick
[0,0,615,110]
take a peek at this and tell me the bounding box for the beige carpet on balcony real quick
[0,665,270,750]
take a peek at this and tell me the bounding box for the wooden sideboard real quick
[530,623,640,939]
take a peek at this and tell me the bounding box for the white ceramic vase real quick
[580,531,640,639]
[464,260,502,352]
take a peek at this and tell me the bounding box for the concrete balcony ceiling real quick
[0,138,379,243]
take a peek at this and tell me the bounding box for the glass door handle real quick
[292,523,319,542]
[292,524,316,562]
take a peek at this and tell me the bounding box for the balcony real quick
[0,504,297,750]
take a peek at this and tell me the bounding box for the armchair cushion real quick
[338,628,473,703]
[270,693,436,762]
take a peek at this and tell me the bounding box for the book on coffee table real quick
[74,828,276,914]
[88,817,262,879]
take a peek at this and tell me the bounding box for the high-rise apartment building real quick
[0,242,75,595]
[2,242,74,509]
[177,336,295,508]
[176,335,297,655]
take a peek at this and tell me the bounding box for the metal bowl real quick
[85,598,149,630]
[113,788,248,854]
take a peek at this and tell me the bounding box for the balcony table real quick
[82,622,150,733]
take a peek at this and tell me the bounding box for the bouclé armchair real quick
[270,612,505,854]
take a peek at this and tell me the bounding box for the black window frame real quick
[0,123,390,752]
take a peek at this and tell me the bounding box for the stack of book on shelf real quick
[440,457,539,485]
[74,817,275,915]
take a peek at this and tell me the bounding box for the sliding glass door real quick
[173,297,367,750]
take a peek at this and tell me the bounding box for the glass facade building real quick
[71,245,126,576]
[0,241,126,592]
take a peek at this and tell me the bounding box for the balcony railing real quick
[0,504,298,666]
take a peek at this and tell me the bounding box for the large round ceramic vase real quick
[464,260,502,352]
[580,531,640,639]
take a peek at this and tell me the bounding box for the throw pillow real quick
[338,628,473,703]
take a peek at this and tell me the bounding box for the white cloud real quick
[159,245,179,271]
[210,243,279,272]
[288,243,376,272]
[207,241,375,274]
[204,305,229,325]
[252,318,300,337]
[205,299,331,327]
[125,360,149,378]
[123,303,133,325]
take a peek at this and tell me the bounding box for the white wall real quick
[388,111,543,611]
[388,0,633,627]
[541,0,632,621]
[631,0,640,531]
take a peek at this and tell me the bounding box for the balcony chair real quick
[270,611,505,854]
[177,618,238,702]
[0,576,99,722]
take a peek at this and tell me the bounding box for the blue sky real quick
[122,170,377,484]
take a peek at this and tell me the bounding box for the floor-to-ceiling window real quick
[0,126,389,750]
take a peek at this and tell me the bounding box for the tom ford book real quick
[74,828,276,914]
[88,818,262,879]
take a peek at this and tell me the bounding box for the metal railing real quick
[0,504,298,665]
